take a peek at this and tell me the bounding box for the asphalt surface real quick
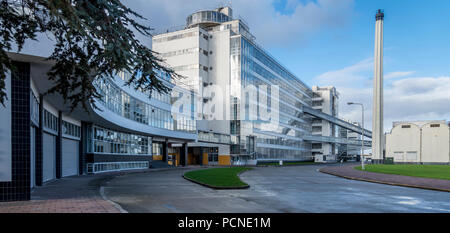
[103,165,450,213]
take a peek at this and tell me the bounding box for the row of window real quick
[186,10,231,27]
[256,147,312,160]
[172,64,213,73]
[92,126,151,155]
[153,31,199,43]
[198,131,239,145]
[161,47,211,58]
[94,78,196,132]
[243,54,310,106]
[255,133,308,149]
[44,109,58,132]
[117,71,172,104]
[62,121,81,138]
[242,38,312,97]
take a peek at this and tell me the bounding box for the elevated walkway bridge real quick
[302,106,372,146]
[303,106,372,138]
[304,135,371,147]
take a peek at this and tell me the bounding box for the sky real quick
[19,0,450,133]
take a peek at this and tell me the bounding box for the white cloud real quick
[313,59,450,133]
[122,0,355,47]
[14,1,355,57]
[384,71,415,79]
[315,58,373,87]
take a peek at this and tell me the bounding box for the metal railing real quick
[231,152,257,166]
[87,161,149,174]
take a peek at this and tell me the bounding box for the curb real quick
[319,168,450,193]
[99,186,128,213]
[182,168,252,190]
[96,166,196,213]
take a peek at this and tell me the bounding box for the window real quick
[207,147,218,162]
[44,109,58,132]
[430,124,440,128]
[93,77,196,133]
[92,126,151,155]
[153,31,199,43]
[30,91,39,124]
[202,66,209,72]
[401,125,411,128]
[203,34,208,40]
[203,50,208,56]
[62,121,81,138]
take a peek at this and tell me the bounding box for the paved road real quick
[103,165,450,213]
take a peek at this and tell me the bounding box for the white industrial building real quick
[311,86,339,162]
[385,120,450,164]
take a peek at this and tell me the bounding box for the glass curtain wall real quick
[237,37,312,160]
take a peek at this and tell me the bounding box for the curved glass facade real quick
[186,10,231,28]
[94,77,196,133]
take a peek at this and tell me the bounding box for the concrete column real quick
[372,9,385,163]
[181,143,188,166]
[79,122,89,175]
[162,139,168,162]
[55,111,62,179]
[35,94,44,186]
[200,147,204,166]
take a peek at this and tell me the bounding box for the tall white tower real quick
[372,9,384,163]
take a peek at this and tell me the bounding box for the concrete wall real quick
[386,123,421,162]
[421,123,450,163]
[386,121,450,163]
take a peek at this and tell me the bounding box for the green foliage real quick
[0,0,176,110]
[184,167,253,188]
[355,164,450,180]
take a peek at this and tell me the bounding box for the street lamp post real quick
[348,102,365,170]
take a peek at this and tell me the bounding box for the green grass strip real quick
[355,164,450,180]
[184,167,252,187]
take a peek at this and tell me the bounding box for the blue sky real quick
[270,0,450,85]
[21,0,450,132]
[120,0,450,132]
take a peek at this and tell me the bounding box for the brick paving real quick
[0,167,196,213]
[320,164,450,192]
[0,197,120,213]
[0,173,123,213]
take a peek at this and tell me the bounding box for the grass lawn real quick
[260,161,316,166]
[355,164,450,180]
[184,167,252,188]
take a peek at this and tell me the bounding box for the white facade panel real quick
[62,138,79,177]
[386,123,421,163]
[43,133,56,182]
[421,123,450,163]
